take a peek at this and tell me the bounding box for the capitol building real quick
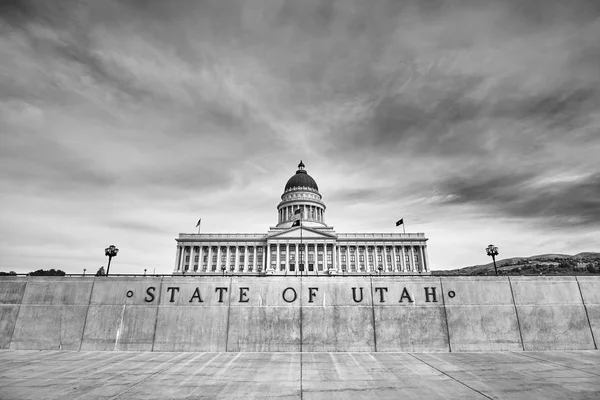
[173,161,430,275]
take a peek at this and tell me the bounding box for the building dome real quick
[284,160,319,192]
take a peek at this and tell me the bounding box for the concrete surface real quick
[0,350,598,399]
[511,277,595,351]
[1,276,599,352]
[444,277,522,352]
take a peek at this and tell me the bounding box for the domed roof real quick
[284,160,319,192]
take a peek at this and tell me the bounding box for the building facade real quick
[173,161,430,275]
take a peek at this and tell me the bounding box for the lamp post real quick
[378,266,383,276]
[221,266,226,276]
[144,269,147,276]
[486,244,499,275]
[83,268,86,276]
[104,245,119,276]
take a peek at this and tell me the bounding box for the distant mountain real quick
[434,252,600,276]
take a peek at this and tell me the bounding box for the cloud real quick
[0,0,599,273]
[441,172,600,227]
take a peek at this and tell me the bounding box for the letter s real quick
[145,287,156,303]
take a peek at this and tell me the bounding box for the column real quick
[286,243,290,272]
[336,245,341,273]
[189,246,195,272]
[276,243,281,272]
[179,246,187,272]
[409,246,415,272]
[174,245,182,273]
[419,246,425,273]
[424,245,430,272]
[207,245,212,272]
[198,245,204,272]
[244,245,248,272]
[234,246,239,272]
[216,246,221,273]
[253,246,257,271]
[400,246,406,272]
[226,246,231,273]
[314,241,319,273]
[392,246,398,272]
[266,244,271,272]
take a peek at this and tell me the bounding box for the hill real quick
[434,252,600,276]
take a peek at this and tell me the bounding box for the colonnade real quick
[278,204,324,224]
[174,243,429,274]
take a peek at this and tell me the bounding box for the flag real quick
[395,218,403,226]
[196,218,201,227]
[292,220,300,227]
[294,208,302,216]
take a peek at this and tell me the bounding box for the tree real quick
[0,271,17,276]
[28,269,66,276]
[95,266,106,276]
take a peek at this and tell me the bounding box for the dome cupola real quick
[276,161,327,228]
[284,160,319,192]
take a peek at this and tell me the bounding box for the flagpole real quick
[300,217,303,277]
[403,221,405,234]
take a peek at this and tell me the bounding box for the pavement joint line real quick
[366,353,397,379]
[6,351,129,382]
[408,353,494,400]
[177,352,225,387]
[108,352,191,400]
[513,352,600,378]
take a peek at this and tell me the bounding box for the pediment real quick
[268,226,337,240]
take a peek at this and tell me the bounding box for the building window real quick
[377,255,382,262]
[309,254,314,262]
[341,254,346,263]
[257,247,263,253]
[318,254,323,261]
[368,255,373,263]
[195,255,199,262]
[185,256,190,262]
[350,254,355,262]
[386,255,392,263]
[327,253,332,262]
[359,255,364,262]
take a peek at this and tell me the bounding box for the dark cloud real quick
[1,0,599,273]
[441,173,600,227]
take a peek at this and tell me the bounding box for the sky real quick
[1,0,599,275]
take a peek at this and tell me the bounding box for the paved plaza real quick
[0,350,598,399]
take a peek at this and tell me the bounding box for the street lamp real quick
[221,266,226,276]
[378,266,383,276]
[104,245,119,276]
[83,268,86,276]
[486,244,499,275]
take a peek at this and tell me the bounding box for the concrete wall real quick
[0,276,598,352]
